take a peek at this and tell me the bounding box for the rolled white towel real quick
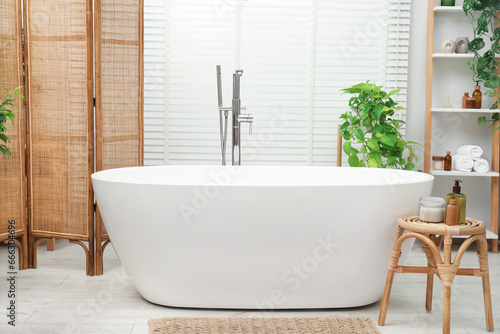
[473,158,490,173]
[456,145,483,160]
[452,154,474,172]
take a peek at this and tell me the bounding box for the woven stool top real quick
[398,215,485,236]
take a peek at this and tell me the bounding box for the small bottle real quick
[446,199,459,226]
[473,82,482,109]
[446,179,467,224]
[462,92,469,108]
[444,151,452,171]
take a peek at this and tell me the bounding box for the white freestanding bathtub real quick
[92,166,433,309]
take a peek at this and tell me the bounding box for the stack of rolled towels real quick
[453,145,490,173]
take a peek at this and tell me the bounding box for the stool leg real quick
[442,235,453,334]
[477,235,494,332]
[443,285,451,334]
[425,270,434,311]
[423,234,437,311]
[378,226,404,326]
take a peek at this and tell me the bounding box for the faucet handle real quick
[237,113,253,135]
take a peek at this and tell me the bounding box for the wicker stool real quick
[378,215,494,334]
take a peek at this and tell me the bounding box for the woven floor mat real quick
[149,317,381,334]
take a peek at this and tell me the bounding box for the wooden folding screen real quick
[94,0,144,275]
[0,0,28,270]
[24,0,95,275]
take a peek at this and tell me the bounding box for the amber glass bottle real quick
[462,92,469,108]
[472,82,482,109]
[444,151,452,171]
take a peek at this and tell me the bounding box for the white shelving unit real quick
[433,6,465,13]
[432,108,499,113]
[430,170,500,177]
[425,1,499,250]
[433,53,474,59]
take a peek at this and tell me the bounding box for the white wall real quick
[407,0,497,230]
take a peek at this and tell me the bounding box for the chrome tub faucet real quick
[217,65,253,165]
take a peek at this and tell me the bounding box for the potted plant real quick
[339,81,421,170]
[0,87,24,157]
[463,0,500,129]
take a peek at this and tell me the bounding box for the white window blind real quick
[143,0,412,166]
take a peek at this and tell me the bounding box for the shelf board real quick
[430,169,499,177]
[432,53,473,59]
[453,228,498,240]
[434,6,464,13]
[432,108,499,113]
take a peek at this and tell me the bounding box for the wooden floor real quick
[0,240,498,334]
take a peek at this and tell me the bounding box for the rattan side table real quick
[378,215,494,334]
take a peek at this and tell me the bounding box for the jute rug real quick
[148,317,381,334]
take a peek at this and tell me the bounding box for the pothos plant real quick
[0,87,24,157]
[463,0,500,129]
[339,82,422,170]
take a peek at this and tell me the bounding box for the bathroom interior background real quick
[142,0,497,229]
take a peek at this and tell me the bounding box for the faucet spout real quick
[233,70,243,100]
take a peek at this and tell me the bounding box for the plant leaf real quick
[405,162,415,171]
[380,134,395,147]
[355,128,364,141]
[385,89,400,98]
[348,154,360,167]
[0,133,9,143]
[367,139,380,152]
[478,116,487,126]
[343,141,352,155]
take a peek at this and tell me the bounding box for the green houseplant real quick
[339,82,421,170]
[463,0,500,129]
[0,87,24,157]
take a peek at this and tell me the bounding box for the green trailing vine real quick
[339,82,421,170]
[463,0,500,129]
[0,87,24,157]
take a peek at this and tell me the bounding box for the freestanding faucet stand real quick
[217,65,253,165]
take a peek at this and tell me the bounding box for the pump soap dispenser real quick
[446,179,466,224]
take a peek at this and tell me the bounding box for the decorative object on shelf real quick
[462,92,470,108]
[454,37,470,53]
[418,197,446,223]
[446,199,459,226]
[456,144,483,159]
[441,0,456,5]
[442,85,455,107]
[462,0,500,129]
[452,154,474,172]
[474,158,490,173]
[473,81,482,108]
[465,96,476,108]
[446,179,466,224]
[339,82,422,170]
[441,39,456,53]
[0,87,24,157]
[444,151,452,171]
[432,156,445,170]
